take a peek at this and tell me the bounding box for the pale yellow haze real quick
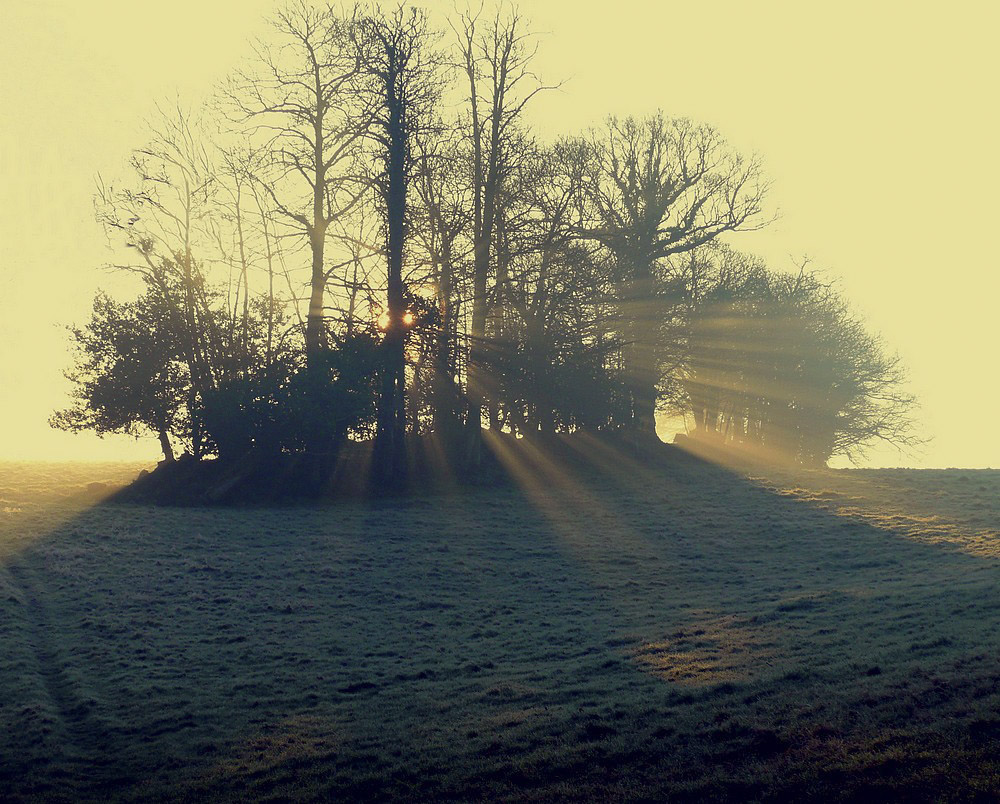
[1,0,997,466]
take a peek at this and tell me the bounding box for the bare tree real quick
[359,4,444,489]
[412,128,472,439]
[222,1,365,372]
[582,113,769,437]
[502,139,608,435]
[96,105,223,456]
[451,6,554,462]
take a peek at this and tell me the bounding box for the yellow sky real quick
[1,0,997,466]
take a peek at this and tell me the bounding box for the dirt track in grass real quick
[2,454,1000,801]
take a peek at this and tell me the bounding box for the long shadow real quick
[2,451,1000,802]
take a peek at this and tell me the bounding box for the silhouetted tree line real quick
[52,2,917,483]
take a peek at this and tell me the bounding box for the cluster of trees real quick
[659,248,918,465]
[53,1,916,482]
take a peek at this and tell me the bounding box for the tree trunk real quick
[431,237,459,442]
[619,272,660,439]
[464,67,501,467]
[302,61,331,465]
[189,387,203,459]
[304,59,329,373]
[305,229,327,368]
[372,67,409,491]
[465,247,490,465]
[630,376,659,437]
[158,429,175,463]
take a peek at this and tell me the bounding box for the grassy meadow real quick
[2,454,1000,801]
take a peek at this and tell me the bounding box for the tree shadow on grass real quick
[1,450,1000,802]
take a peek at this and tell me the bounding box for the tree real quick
[51,291,188,462]
[359,4,444,489]
[223,1,366,372]
[493,138,620,436]
[96,106,223,457]
[412,127,471,441]
[452,6,552,462]
[581,114,768,437]
[662,247,920,466]
[278,327,382,456]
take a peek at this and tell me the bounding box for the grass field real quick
[2,453,1000,801]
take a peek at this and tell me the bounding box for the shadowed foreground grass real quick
[1,455,1000,802]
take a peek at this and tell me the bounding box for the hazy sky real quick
[1,0,997,467]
